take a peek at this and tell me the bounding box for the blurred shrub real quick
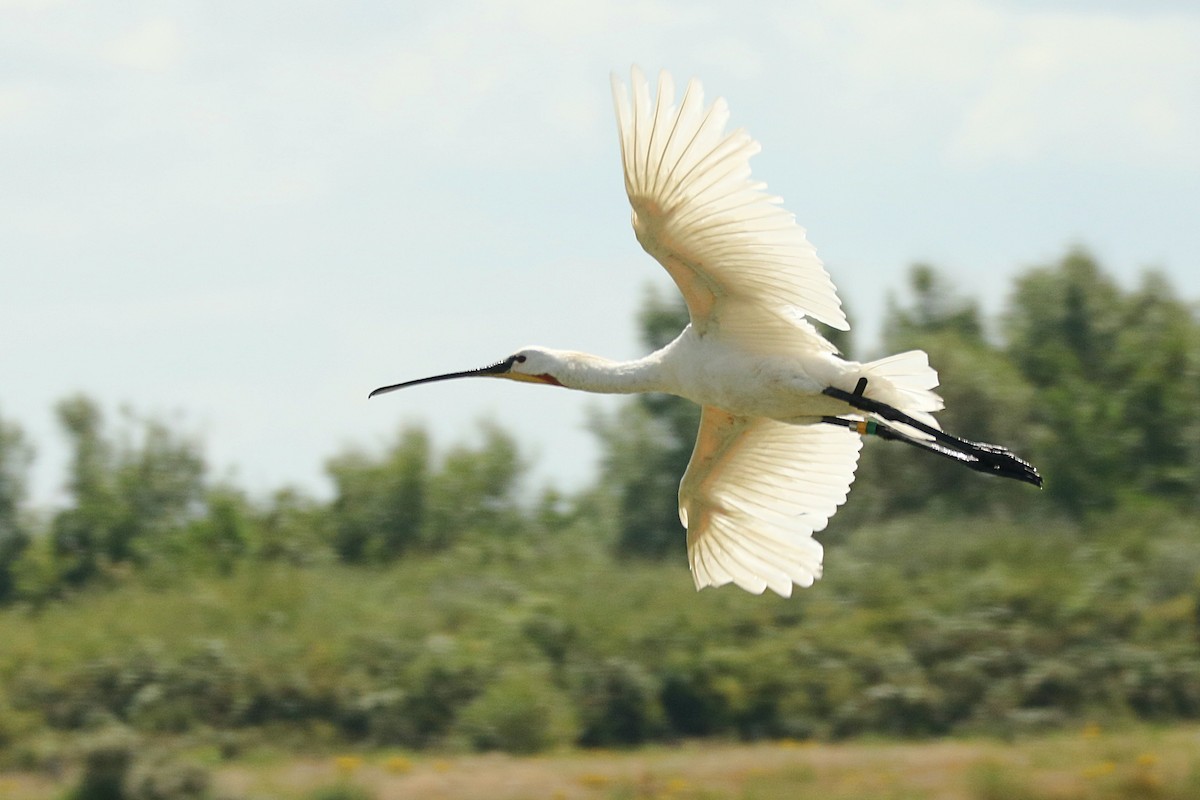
[0,411,32,603]
[125,753,211,800]
[345,688,409,744]
[573,657,663,746]
[11,640,274,735]
[968,759,1038,800]
[326,427,429,561]
[659,657,734,737]
[326,422,527,563]
[833,682,947,738]
[68,726,137,800]
[5,503,1200,752]
[454,664,577,754]
[519,606,576,667]
[305,785,376,800]
[398,635,487,746]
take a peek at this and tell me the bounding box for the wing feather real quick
[679,408,863,597]
[612,67,849,346]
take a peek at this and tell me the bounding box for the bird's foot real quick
[821,383,1043,488]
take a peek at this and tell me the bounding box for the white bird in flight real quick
[371,68,1042,597]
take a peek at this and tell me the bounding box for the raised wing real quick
[611,67,849,353]
[679,408,863,597]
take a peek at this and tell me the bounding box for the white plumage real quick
[370,68,1042,597]
[608,67,942,595]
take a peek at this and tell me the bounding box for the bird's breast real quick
[663,343,846,420]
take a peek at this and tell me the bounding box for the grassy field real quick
[4,725,1199,800]
[3,516,1199,799]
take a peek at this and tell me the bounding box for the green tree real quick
[254,486,331,564]
[424,421,526,545]
[326,426,430,562]
[1003,249,1200,512]
[110,412,206,560]
[0,411,34,602]
[50,396,206,584]
[326,422,527,561]
[1006,249,1124,389]
[1002,250,1122,513]
[1109,271,1200,503]
[882,263,984,345]
[51,396,120,585]
[187,486,251,574]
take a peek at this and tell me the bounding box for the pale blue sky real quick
[3,0,1198,506]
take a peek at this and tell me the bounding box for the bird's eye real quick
[515,354,527,363]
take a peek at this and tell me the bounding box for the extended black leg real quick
[822,385,1043,488]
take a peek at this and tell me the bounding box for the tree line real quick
[2,248,1200,775]
[1,248,1198,604]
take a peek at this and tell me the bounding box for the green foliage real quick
[572,657,663,746]
[589,400,690,559]
[968,760,1036,800]
[69,727,136,800]
[1003,249,1200,513]
[0,409,33,603]
[884,262,985,345]
[2,244,1200,765]
[383,633,487,746]
[66,727,219,800]
[1006,249,1124,388]
[124,753,212,800]
[253,487,331,565]
[305,785,376,800]
[455,663,577,753]
[63,726,215,800]
[423,421,526,545]
[326,422,526,562]
[51,395,119,585]
[858,251,1200,520]
[49,396,207,586]
[3,505,1197,754]
[186,487,251,575]
[1109,272,1200,502]
[327,426,429,561]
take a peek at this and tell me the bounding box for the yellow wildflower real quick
[334,754,364,775]
[385,754,413,774]
[1082,761,1116,779]
[578,772,611,789]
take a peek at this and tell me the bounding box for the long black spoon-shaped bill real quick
[369,355,519,398]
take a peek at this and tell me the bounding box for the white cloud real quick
[355,3,621,165]
[3,0,1198,508]
[102,17,184,71]
[949,10,1200,167]
[0,0,60,8]
[771,0,1200,169]
[0,84,35,122]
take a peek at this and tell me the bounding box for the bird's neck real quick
[551,351,667,395]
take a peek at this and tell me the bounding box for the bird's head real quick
[368,347,564,399]
[503,347,567,386]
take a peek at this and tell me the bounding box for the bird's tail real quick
[856,350,944,434]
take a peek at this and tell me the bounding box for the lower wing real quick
[679,408,863,597]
